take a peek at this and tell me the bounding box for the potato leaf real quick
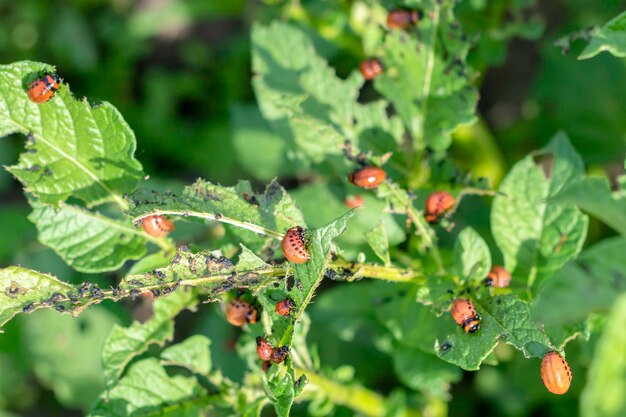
[101,290,197,389]
[28,198,149,273]
[491,132,588,293]
[0,61,143,208]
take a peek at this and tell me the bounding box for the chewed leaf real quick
[437,295,551,370]
[0,266,74,330]
[374,16,478,151]
[0,61,143,208]
[28,198,148,273]
[130,179,304,245]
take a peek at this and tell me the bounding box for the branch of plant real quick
[21,259,424,321]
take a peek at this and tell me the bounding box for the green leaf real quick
[0,61,143,208]
[89,358,213,417]
[161,335,212,377]
[236,245,269,272]
[581,292,626,417]
[28,198,148,273]
[551,177,626,237]
[579,11,626,59]
[491,132,588,292]
[534,237,626,327]
[365,221,391,266]
[251,22,403,163]
[452,227,491,283]
[0,266,74,330]
[437,295,551,370]
[374,11,478,150]
[22,306,119,410]
[101,290,197,388]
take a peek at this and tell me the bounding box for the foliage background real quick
[0,0,625,416]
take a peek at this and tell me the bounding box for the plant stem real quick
[296,368,422,417]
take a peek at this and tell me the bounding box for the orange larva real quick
[484,265,511,288]
[349,166,387,189]
[256,337,273,361]
[359,58,384,80]
[541,351,572,395]
[424,191,456,223]
[27,73,60,103]
[225,298,258,327]
[275,298,296,317]
[387,9,422,30]
[261,361,271,372]
[451,298,480,333]
[141,215,175,238]
[282,226,309,264]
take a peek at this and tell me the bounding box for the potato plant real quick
[1,2,626,417]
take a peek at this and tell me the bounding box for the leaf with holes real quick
[491,132,588,293]
[436,295,551,370]
[130,179,304,250]
[373,4,478,151]
[0,61,143,208]
[0,266,75,331]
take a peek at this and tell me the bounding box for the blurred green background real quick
[1,0,625,416]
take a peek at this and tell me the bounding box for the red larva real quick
[359,58,384,80]
[387,9,422,30]
[256,337,273,361]
[225,298,258,327]
[141,215,175,238]
[484,265,511,288]
[270,346,289,364]
[541,351,572,395]
[451,298,480,333]
[281,226,309,264]
[261,361,271,372]
[275,298,296,317]
[27,73,60,103]
[349,166,387,189]
[424,191,455,223]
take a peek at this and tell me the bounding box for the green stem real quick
[297,368,422,417]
